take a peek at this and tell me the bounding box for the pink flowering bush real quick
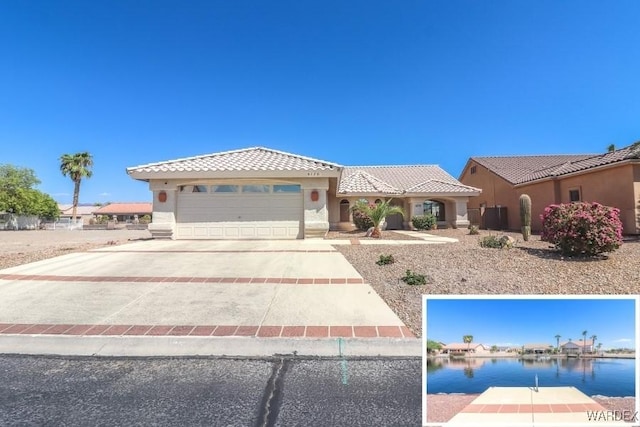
[540,202,623,256]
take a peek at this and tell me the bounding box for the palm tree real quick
[463,335,473,355]
[607,144,616,152]
[555,334,561,352]
[60,152,94,223]
[590,335,597,354]
[350,199,405,238]
[582,330,588,355]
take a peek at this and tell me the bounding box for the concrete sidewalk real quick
[0,239,420,357]
[444,387,629,425]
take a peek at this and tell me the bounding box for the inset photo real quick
[422,296,639,426]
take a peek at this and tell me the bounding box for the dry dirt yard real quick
[0,229,152,270]
[336,228,640,338]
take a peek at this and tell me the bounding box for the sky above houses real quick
[2,1,640,203]
[425,297,638,350]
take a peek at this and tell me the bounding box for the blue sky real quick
[2,1,640,203]
[425,298,638,349]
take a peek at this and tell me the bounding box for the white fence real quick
[41,219,84,230]
[0,214,41,230]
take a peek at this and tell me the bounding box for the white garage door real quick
[176,184,303,239]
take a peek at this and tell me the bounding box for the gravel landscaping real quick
[335,228,640,338]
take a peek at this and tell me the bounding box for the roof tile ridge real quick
[345,164,438,168]
[255,147,344,168]
[126,147,262,170]
[349,169,403,193]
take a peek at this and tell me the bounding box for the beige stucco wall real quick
[554,164,638,234]
[459,161,515,211]
[460,160,640,234]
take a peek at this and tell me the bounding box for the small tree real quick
[426,340,442,355]
[463,335,473,353]
[350,199,405,238]
[540,202,623,256]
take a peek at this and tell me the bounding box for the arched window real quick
[339,200,350,222]
[424,200,445,221]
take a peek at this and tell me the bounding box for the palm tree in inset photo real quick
[555,334,561,353]
[590,335,597,354]
[60,152,94,224]
[582,330,588,355]
[463,335,473,355]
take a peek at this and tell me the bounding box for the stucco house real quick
[441,343,490,355]
[458,143,640,234]
[561,339,594,354]
[522,343,554,354]
[58,204,97,225]
[93,202,153,223]
[126,147,480,240]
[560,340,594,355]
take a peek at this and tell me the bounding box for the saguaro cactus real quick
[519,194,531,241]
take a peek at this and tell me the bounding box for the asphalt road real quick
[0,355,421,427]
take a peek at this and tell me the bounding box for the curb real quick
[0,335,422,357]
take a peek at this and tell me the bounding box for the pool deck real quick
[445,386,629,425]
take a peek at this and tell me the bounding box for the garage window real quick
[212,185,239,193]
[179,185,208,193]
[273,184,301,193]
[242,185,270,193]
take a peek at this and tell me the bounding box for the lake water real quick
[426,357,636,397]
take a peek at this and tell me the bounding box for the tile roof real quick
[338,170,403,194]
[338,166,480,195]
[523,343,553,349]
[560,340,593,347]
[444,343,488,350]
[127,147,342,174]
[58,204,98,215]
[94,203,152,215]
[471,143,640,185]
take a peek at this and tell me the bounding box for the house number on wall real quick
[306,172,320,176]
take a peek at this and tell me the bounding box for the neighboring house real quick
[459,143,640,233]
[559,340,594,355]
[58,204,97,225]
[93,203,153,223]
[126,147,480,240]
[442,343,490,355]
[522,343,554,354]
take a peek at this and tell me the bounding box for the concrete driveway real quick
[0,239,417,357]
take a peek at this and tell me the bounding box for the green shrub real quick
[376,254,395,266]
[479,235,514,249]
[468,225,479,235]
[352,208,374,231]
[412,214,437,230]
[139,214,151,224]
[540,202,623,256]
[401,269,427,286]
